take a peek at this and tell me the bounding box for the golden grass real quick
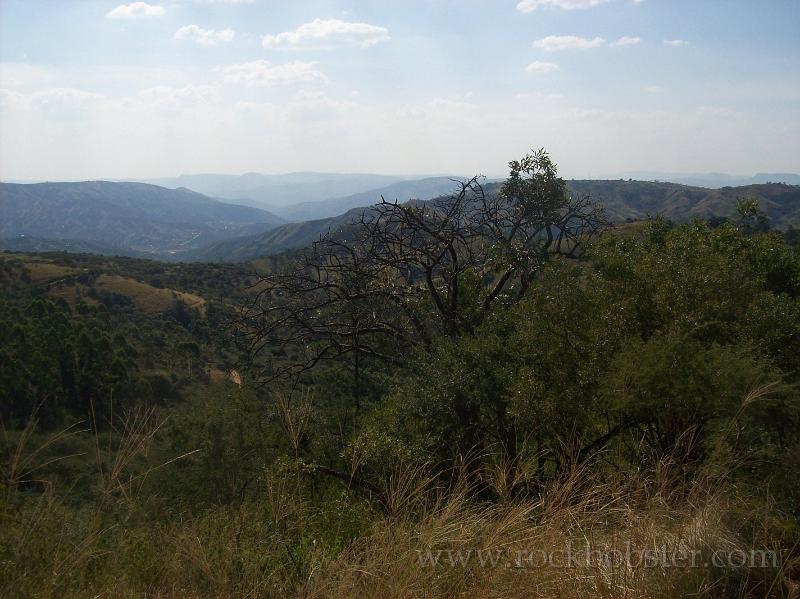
[1,392,795,598]
[2,456,792,598]
[94,274,206,314]
[21,260,78,282]
[45,283,93,307]
[305,466,790,599]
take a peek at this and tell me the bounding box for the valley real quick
[3,175,799,263]
[3,1,799,595]
[2,156,800,598]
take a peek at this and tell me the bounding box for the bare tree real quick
[237,149,608,383]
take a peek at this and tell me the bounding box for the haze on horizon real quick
[0,0,798,182]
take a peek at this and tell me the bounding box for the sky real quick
[0,0,798,181]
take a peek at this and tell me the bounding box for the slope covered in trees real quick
[2,150,799,597]
[0,181,284,258]
[194,179,800,262]
[274,176,469,222]
[139,171,408,209]
[569,179,800,226]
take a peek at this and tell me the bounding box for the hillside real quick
[4,179,797,264]
[194,181,800,262]
[3,153,800,598]
[188,208,365,262]
[0,181,284,259]
[619,171,800,188]
[0,236,142,257]
[274,176,467,222]
[140,172,409,209]
[572,180,800,226]
[3,183,799,598]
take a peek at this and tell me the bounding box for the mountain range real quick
[2,177,798,263]
[0,181,283,259]
[274,177,469,222]
[617,172,800,188]
[570,180,800,225]
[136,172,414,213]
[191,180,800,262]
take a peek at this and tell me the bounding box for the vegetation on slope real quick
[195,179,800,263]
[0,181,284,258]
[275,176,468,222]
[1,150,799,597]
[141,171,406,209]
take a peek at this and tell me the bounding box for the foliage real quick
[363,221,800,495]
[241,148,607,382]
[1,150,799,597]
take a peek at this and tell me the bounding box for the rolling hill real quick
[4,178,797,264]
[273,176,468,222]
[0,236,142,257]
[138,172,411,210]
[618,171,800,188]
[573,180,800,227]
[0,181,284,259]
[191,181,800,262]
[188,207,367,263]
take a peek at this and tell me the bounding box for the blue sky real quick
[0,0,798,180]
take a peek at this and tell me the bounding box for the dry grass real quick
[21,260,78,282]
[94,274,206,314]
[1,404,795,598]
[0,457,793,598]
[303,464,792,599]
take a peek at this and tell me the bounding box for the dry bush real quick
[2,396,795,598]
[303,462,791,599]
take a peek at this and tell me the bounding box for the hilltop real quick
[273,176,468,222]
[0,181,284,259]
[3,178,798,264]
[193,180,800,262]
[137,171,410,210]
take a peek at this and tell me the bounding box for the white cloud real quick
[215,60,328,86]
[696,105,740,119]
[4,87,106,117]
[525,61,560,73]
[0,88,25,107]
[262,18,390,49]
[610,36,641,47]
[514,92,563,101]
[0,62,56,90]
[234,91,361,129]
[30,88,104,110]
[517,0,609,11]
[105,2,165,19]
[533,35,605,51]
[1,82,796,183]
[644,85,663,93]
[174,25,235,46]
[133,85,219,110]
[663,39,689,46]
[430,97,478,113]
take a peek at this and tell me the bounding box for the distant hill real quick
[274,177,467,222]
[570,180,800,227]
[192,181,800,262]
[4,178,797,264]
[137,172,411,209]
[188,207,367,263]
[0,236,142,257]
[0,181,284,259]
[618,172,800,188]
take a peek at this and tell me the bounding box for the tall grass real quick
[1,408,797,597]
[306,461,793,598]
